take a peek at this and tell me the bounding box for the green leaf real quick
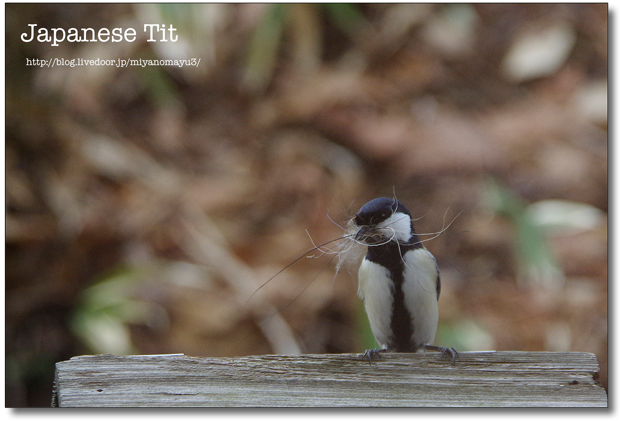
[243,4,289,91]
[323,3,367,38]
[484,178,564,288]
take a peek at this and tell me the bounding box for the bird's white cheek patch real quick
[377,212,411,242]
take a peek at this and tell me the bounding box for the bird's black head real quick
[355,197,411,226]
[354,197,414,244]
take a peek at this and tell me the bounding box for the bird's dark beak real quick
[355,225,374,241]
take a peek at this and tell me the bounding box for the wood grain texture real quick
[53,351,607,407]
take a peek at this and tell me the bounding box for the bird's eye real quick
[381,213,386,218]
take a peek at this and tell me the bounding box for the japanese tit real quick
[354,197,457,363]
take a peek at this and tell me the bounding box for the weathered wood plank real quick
[53,351,607,407]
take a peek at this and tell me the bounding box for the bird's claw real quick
[425,345,459,365]
[361,348,386,365]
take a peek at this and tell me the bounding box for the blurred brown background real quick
[5,4,607,407]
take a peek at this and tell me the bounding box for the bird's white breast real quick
[358,248,439,350]
[402,248,439,347]
[358,258,394,349]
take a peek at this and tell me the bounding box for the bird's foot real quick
[361,348,387,365]
[425,345,459,365]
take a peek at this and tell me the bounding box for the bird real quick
[354,197,457,364]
